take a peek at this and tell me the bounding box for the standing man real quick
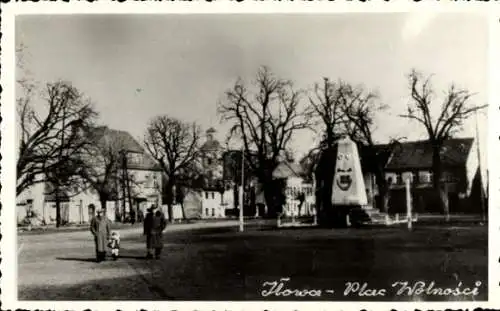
[143,205,167,259]
[90,207,111,263]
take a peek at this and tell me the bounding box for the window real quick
[212,208,215,217]
[205,192,209,199]
[145,175,152,188]
[211,192,215,199]
[419,171,430,183]
[412,172,419,184]
[128,153,141,165]
[396,173,403,185]
[205,208,209,216]
[402,172,414,183]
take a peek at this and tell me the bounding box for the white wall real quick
[201,190,226,218]
[128,169,162,203]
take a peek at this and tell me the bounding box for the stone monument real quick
[331,136,368,206]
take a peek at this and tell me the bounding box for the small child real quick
[108,231,120,260]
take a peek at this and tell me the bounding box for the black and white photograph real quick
[3,9,494,306]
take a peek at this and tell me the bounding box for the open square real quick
[18,219,487,301]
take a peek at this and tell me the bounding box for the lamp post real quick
[239,148,245,232]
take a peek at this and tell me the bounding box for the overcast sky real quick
[16,13,488,160]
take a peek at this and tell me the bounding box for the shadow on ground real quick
[56,257,97,263]
[20,224,488,301]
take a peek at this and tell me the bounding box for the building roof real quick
[130,153,162,171]
[385,138,474,170]
[273,162,303,179]
[200,139,222,152]
[87,126,161,171]
[88,126,143,153]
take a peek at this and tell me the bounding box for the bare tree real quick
[308,78,346,149]
[144,116,202,222]
[337,83,398,213]
[218,66,311,217]
[400,69,487,218]
[298,150,319,184]
[306,78,346,221]
[16,80,96,197]
[78,127,128,212]
[308,78,398,221]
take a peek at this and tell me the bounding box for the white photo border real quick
[1,2,498,310]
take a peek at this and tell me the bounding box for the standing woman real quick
[143,205,167,259]
[90,207,111,262]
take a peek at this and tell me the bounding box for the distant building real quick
[314,137,486,215]
[16,126,162,225]
[200,127,224,188]
[272,161,315,217]
[196,128,228,219]
[381,137,485,214]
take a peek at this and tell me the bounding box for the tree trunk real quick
[432,146,449,221]
[165,181,174,222]
[99,195,107,211]
[315,146,337,227]
[180,202,186,220]
[320,172,334,226]
[55,186,61,228]
[263,185,275,218]
[262,177,282,218]
[373,160,389,212]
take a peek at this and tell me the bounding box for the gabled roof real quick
[87,126,161,171]
[385,138,474,170]
[129,153,162,171]
[88,126,144,153]
[273,162,303,179]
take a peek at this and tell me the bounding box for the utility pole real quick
[239,148,245,232]
[123,151,134,223]
[475,110,486,223]
[121,150,128,222]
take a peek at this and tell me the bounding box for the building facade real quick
[273,161,315,217]
[17,126,162,225]
[313,137,486,216]
[381,138,485,214]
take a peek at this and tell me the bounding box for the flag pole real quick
[239,147,245,232]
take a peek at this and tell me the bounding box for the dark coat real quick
[144,211,167,249]
[90,215,111,252]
